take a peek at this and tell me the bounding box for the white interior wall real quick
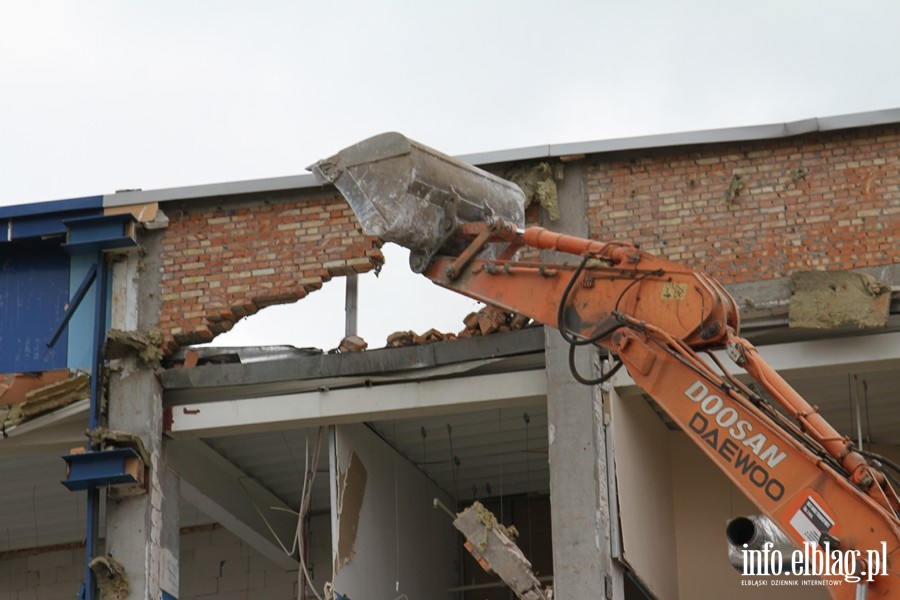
[0,520,329,600]
[670,434,828,599]
[612,387,829,599]
[330,423,458,600]
[610,388,679,600]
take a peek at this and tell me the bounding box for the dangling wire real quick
[524,412,534,557]
[447,423,459,506]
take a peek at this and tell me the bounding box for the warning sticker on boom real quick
[661,282,687,300]
[790,495,835,543]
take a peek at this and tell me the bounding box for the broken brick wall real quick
[586,124,900,284]
[157,190,382,352]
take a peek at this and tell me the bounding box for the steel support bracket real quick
[61,447,146,493]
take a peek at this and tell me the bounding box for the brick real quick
[586,124,900,284]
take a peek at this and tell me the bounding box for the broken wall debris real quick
[330,424,457,599]
[90,555,129,600]
[0,370,72,407]
[460,307,532,338]
[334,451,367,572]
[1,373,90,430]
[454,501,549,600]
[384,307,532,348]
[789,270,892,329]
[504,162,565,222]
[105,329,164,365]
[335,335,368,354]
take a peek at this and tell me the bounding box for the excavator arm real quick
[311,132,900,599]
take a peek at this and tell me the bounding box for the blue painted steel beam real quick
[84,254,108,600]
[47,264,97,350]
[61,448,142,491]
[62,214,137,254]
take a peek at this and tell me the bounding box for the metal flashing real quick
[0,196,103,219]
[459,108,900,166]
[102,173,319,208]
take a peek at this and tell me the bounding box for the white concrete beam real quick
[166,438,299,570]
[0,399,89,455]
[743,330,900,377]
[166,370,547,439]
[614,330,900,396]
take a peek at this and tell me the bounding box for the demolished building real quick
[1,108,899,600]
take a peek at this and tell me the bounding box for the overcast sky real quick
[3,1,900,349]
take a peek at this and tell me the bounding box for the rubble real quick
[337,335,368,353]
[1,373,90,430]
[459,307,532,338]
[90,555,129,600]
[503,161,565,221]
[385,328,459,348]
[105,329,164,365]
[453,501,549,600]
[0,370,72,407]
[386,307,532,347]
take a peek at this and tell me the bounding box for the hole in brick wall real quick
[208,244,481,351]
[358,243,483,347]
[210,278,347,351]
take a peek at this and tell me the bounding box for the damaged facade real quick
[1,109,899,600]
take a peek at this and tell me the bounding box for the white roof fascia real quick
[102,107,900,208]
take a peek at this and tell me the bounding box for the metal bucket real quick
[309,132,525,266]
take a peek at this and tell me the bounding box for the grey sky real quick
[3,0,899,349]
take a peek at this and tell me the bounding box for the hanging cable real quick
[447,423,459,506]
[524,412,533,557]
[568,346,624,385]
[555,254,663,384]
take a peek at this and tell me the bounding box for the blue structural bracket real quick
[61,213,137,254]
[61,448,144,491]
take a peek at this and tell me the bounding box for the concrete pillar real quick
[104,235,180,599]
[541,162,614,597]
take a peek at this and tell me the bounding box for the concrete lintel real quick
[167,438,299,571]
[165,369,547,439]
[742,329,900,378]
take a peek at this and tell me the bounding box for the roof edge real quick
[17,107,900,212]
[459,107,900,166]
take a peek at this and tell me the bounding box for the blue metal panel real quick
[0,195,103,219]
[0,197,103,242]
[0,239,70,372]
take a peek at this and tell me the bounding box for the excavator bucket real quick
[309,132,525,269]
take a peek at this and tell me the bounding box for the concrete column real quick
[104,236,180,599]
[541,162,614,597]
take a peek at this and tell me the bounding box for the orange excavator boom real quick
[311,133,900,599]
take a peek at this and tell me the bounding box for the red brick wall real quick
[158,192,382,352]
[586,125,900,283]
